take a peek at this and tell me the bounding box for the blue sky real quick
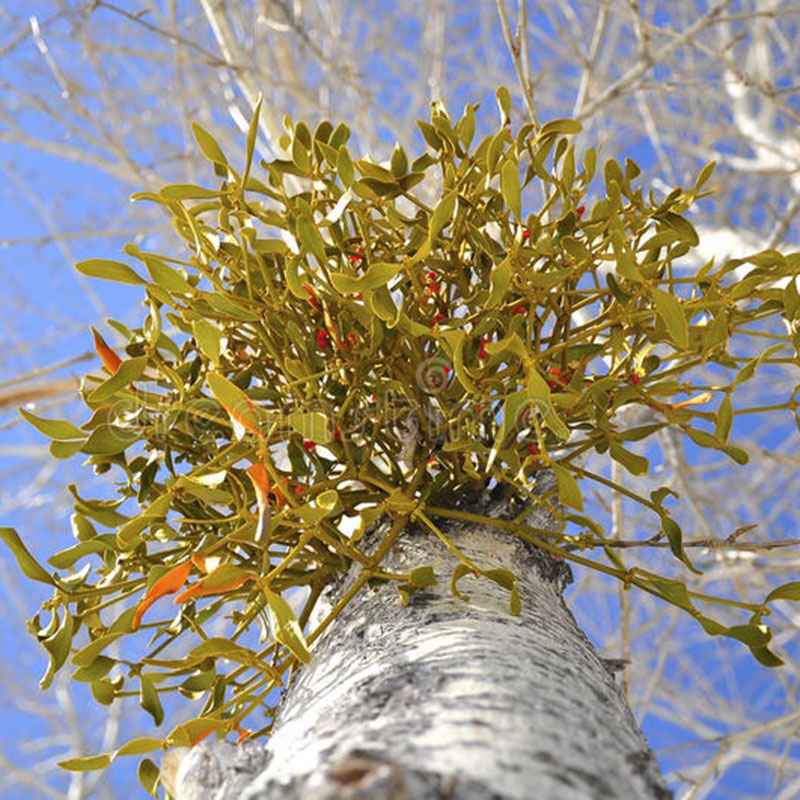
[2,2,800,797]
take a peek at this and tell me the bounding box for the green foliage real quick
[6,92,800,767]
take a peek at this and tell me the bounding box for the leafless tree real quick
[1,2,799,797]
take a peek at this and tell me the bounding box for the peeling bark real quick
[167,483,670,800]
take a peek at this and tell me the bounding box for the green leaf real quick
[160,184,225,200]
[50,439,87,459]
[456,103,476,149]
[91,677,117,705]
[193,319,221,366]
[733,343,784,387]
[330,263,404,294]
[288,411,331,443]
[662,517,700,574]
[659,211,699,246]
[0,527,55,585]
[750,645,784,668]
[526,368,570,440]
[40,611,75,690]
[206,372,261,438]
[766,582,800,603]
[295,490,343,523]
[139,674,164,726]
[501,160,521,219]
[138,757,160,796]
[609,442,649,476]
[73,656,115,683]
[715,395,733,443]
[538,118,582,138]
[69,485,129,527]
[264,589,312,664]
[337,145,354,187]
[59,754,113,772]
[296,215,328,267]
[429,191,456,243]
[651,288,689,349]
[75,259,144,286]
[175,476,232,506]
[48,539,114,569]
[646,575,694,611]
[88,356,149,402]
[18,408,84,441]
[495,86,511,124]
[72,632,126,668]
[390,142,409,177]
[143,257,192,294]
[552,463,583,511]
[486,389,528,471]
[695,160,716,190]
[116,738,163,757]
[483,567,522,615]
[450,563,475,601]
[192,122,228,166]
[80,425,140,456]
[409,566,436,588]
[243,95,262,181]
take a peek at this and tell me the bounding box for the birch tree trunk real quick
[167,483,671,800]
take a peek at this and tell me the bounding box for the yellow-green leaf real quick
[0,527,55,585]
[18,408,84,441]
[651,288,689,349]
[139,674,164,726]
[192,122,228,166]
[501,160,521,219]
[88,356,149,403]
[288,411,331,443]
[59,754,113,772]
[552,463,583,511]
[264,589,312,664]
[76,259,144,285]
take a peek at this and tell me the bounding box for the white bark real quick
[168,483,670,800]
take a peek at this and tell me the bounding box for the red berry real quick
[631,374,641,385]
[316,329,329,350]
[522,229,530,240]
[302,439,315,451]
[354,293,362,300]
[294,485,304,494]
[576,205,586,216]
[332,428,341,442]
[426,271,436,282]
[478,336,489,359]
[431,312,447,326]
[511,305,527,315]
[528,443,540,456]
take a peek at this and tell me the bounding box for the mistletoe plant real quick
[4,88,800,788]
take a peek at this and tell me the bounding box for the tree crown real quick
[5,90,800,784]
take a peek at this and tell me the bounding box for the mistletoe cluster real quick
[3,89,800,788]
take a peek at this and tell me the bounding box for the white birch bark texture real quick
[167,482,671,800]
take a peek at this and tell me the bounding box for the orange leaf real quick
[191,725,217,747]
[234,723,253,744]
[173,567,255,604]
[666,392,714,410]
[91,327,122,374]
[131,560,192,631]
[246,463,270,509]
